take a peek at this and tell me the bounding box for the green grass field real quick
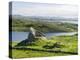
[11,19,78,32]
[9,35,78,59]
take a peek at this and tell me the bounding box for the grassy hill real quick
[9,34,78,58]
[10,18,78,32]
[9,15,78,58]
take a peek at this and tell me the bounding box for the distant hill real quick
[10,15,78,32]
[11,15,78,24]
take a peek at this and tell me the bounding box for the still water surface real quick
[10,32,77,41]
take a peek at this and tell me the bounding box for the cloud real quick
[12,2,78,17]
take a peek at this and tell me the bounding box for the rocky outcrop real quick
[15,27,47,47]
[28,27,47,41]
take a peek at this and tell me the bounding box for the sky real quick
[12,1,78,18]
